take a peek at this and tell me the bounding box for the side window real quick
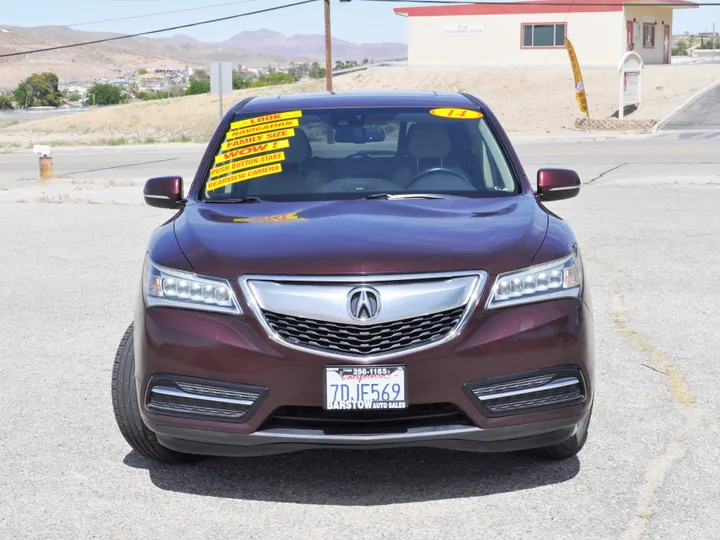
[477,120,517,192]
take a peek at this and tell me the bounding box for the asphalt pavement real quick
[2,131,720,192]
[658,81,720,131]
[1,133,720,539]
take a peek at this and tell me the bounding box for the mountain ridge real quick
[217,28,407,62]
[0,25,407,89]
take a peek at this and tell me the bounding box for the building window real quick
[521,23,566,48]
[643,24,655,48]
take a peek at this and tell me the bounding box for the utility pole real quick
[324,0,333,92]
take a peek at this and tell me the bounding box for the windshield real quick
[200,106,519,202]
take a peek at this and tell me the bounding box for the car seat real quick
[391,123,472,190]
[245,129,327,197]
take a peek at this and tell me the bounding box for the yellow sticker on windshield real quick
[215,139,290,165]
[429,108,483,120]
[226,119,299,140]
[210,151,285,179]
[230,110,302,130]
[234,210,306,223]
[221,128,296,152]
[206,163,283,191]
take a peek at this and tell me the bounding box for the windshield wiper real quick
[205,196,263,203]
[361,193,461,200]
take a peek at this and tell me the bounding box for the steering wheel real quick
[409,167,471,185]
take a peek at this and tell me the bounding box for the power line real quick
[0,0,318,59]
[64,0,264,29]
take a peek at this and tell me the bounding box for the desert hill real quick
[0,25,407,90]
[218,29,407,62]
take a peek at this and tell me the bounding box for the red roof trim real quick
[394,0,698,17]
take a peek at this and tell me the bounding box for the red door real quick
[663,24,671,63]
[627,21,634,51]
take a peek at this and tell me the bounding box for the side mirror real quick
[537,168,580,201]
[143,176,183,209]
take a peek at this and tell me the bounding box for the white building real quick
[394,0,698,68]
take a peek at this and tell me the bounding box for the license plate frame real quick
[323,365,408,411]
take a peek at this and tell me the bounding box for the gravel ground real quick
[1,146,719,539]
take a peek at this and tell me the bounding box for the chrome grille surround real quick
[238,271,489,362]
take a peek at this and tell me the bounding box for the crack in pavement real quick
[585,163,628,184]
[63,157,179,176]
[12,197,133,206]
[619,417,699,540]
[587,255,701,540]
[588,255,696,404]
[609,279,696,405]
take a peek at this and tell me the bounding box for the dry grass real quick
[2,64,719,147]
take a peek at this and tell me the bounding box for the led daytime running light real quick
[143,255,242,315]
[486,251,582,310]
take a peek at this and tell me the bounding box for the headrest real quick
[407,123,452,159]
[283,129,312,165]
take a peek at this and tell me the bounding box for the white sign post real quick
[617,51,644,119]
[210,61,233,121]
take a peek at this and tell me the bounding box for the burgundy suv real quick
[111,90,594,464]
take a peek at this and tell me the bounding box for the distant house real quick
[59,99,85,108]
[59,85,88,97]
[137,72,167,92]
[394,0,699,68]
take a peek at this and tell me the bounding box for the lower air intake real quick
[146,375,266,422]
[464,366,586,417]
[261,403,472,434]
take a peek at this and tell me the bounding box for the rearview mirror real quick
[144,176,183,209]
[536,168,580,201]
[334,126,386,144]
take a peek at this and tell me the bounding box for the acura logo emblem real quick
[347,287,381,321]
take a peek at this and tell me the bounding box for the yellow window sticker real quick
[230,110,302,130]
[210,151,285,179]
[207,163,283,192]
[221,128,296,152]
[429,108,484,120]
[226,119,300,141]
[215,139,290,165]
[234,211,306,223]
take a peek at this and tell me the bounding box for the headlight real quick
[485,250,582,310]
[143,255,243,315]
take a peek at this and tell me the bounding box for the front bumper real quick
[147,413,588,457]
[134,283,595,457]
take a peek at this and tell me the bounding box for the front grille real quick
[262,306,465,357]
[261,403,472,434]
[146,375,266,422]
[464,366,586,417]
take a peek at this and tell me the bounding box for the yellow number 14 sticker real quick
[429,108,484,119]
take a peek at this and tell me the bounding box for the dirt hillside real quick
[2,64,719,147]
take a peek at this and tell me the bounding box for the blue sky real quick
[3,0,720,43]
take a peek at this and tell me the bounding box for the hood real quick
[173,196,548,278]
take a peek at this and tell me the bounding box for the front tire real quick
[532,403,593,460]
[111,323,204,465]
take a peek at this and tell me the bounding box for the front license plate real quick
[323,365,407,410]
